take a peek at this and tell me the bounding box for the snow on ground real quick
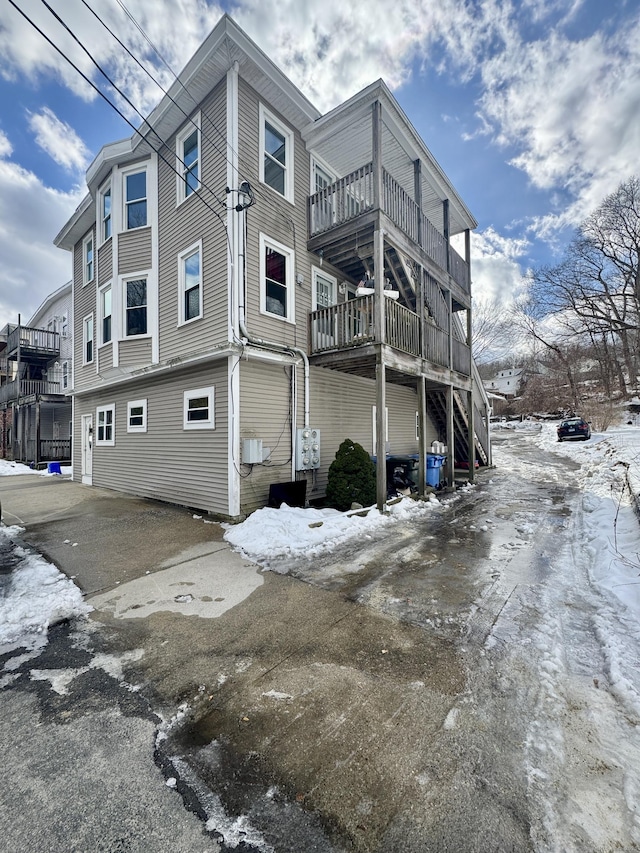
[0,459,72,477]
[223,493,445,567]
[0,525,92,656]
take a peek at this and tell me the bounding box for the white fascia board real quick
[27,280,72,327]
[54,193,93,251]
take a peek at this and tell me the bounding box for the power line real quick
[8,0,232,254]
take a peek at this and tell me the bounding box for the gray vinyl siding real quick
[97,343,113,373]
[239,357,295,515]
[97,240,113,286]
[73,229,98,393]
[73,360,229,515]
[158,81,228,362]
[118,337,152,368]
[238,78,313,352]
[308,368,438,499]
[118,227,152,273]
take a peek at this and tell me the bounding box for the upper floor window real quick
[314,161,334,193]
[259,105,294,203]
[62,361,69,390]
[125,170,147,229]
[260,234,294,323]
[178,242,202,324]
[83,315,93,364]
[61,313,69,337]
[177,116,200,203]
[100,284,112,345]
[101,184,112,242]
[125,278,147,336]
[83,234,94,284]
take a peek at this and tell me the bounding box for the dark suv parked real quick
[557,417,591,441]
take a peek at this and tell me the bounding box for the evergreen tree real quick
[326,438,376,511]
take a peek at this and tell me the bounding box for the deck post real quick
[418,376,427,498]
[467,387,475,484]
[414,159,423,249]
[372,101,383,212]
[375,356,387,512]
[445,384,455,490]
[443,199,450,273]
[35,399,41,467]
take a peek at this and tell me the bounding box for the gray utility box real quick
[295,427,321,470]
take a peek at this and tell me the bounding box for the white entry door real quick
[81,414,93,485]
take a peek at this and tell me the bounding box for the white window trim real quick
[96,404,115,446]
[122,164,148,232]
[127,399,147,433]
[62,361,69,390]
[311,267,337,310]
[98,281,113,347]
[178,240,203,325]
[97,179,112,246]
[183,387,215,430]
[259,233,295,324]
[176,113,201,206]
[122,275,150,339]
[61,312,69,338]
[310,154,337,194]
[259,104,294,204]
[82,313,94,365]
[83,233,94,285]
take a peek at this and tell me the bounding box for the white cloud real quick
[469,227,530,306]
[28,107,91,172]
[0,130,13,158]
[0,157,81,327]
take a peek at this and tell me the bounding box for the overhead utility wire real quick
[107,0,300,227]
[37,0,228,210]
[79,0,246,197]
[9,0,231,253]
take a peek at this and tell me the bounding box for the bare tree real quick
[472,298,518,363]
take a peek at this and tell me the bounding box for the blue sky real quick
[1,0,639,328]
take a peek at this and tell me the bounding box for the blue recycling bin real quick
[426,453,446,487]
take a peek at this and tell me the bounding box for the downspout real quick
[236,205,310,429]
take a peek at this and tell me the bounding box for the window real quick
[62,361,69,390]
[100,184,112,242]
[260,234,294,322]
[259,105,294,202]
[61,313,69,338]
[312,269,336,310]
[314,162,334,193]
[100,285,112,344]
[125,279,147,336]
[177,116,200,203]
[183,387,215,430]
[83,315,93,364]
[127,399,147,433]
[96,404,115,446]
[83,234,94,284]
[178,242,202,324]
[125,170,147,229]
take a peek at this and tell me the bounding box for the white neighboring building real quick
[484,367,525,398]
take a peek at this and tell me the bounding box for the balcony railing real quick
[0,379,63,405]
[309,297,470,376]
[308,164,470,294]
[7,325,60,359]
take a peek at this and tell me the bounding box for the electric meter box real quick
[295,427,321,470]
[242,438,263,464]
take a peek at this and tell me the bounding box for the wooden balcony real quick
[308,164,470,296]
[7,325,60,362]
[309,295,471,377]
[0,379,64,406]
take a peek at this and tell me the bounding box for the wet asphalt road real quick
[2,431,638,852]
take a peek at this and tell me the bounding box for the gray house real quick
[54,15,490,519]
[0,281,72,464]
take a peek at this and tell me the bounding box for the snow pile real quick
[0,460,36,476]
[223,495,442,564]
[0,525,92,653]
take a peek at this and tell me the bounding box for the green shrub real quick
[326,438,376,511]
